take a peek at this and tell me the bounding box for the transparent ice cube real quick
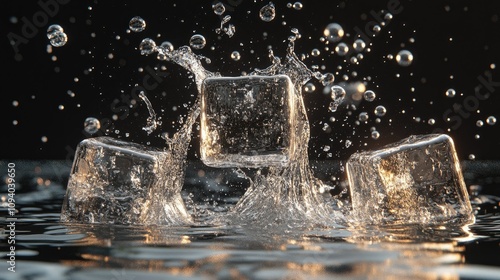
[200,75,296,168]
[346,134,474,226]
[60,137,190,225]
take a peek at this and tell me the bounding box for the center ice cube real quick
[200,75,295,168]
[346,134,474,226]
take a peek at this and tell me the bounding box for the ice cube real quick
[60,136,190,225]
[346,134,474,226]
[200,75,296,168]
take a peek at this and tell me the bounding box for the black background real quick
[1,0,500,161]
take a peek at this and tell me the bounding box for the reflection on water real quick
[1,161,500,279]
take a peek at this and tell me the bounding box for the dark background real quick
[1,0,500,161]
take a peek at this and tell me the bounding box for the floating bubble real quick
[84,117,101,135]
[311,48,320,57]
[304,83,315,93]
[353,39,366,52]
[428,118,436,125]
[41,136,48,143]
[363,90,376,102]
[476,120,484,127]
[293,2,303,10]
[374,105,387,117]
[329,85,346,112]
[384,13,393,22]
[324,23,344,43]
[259,2,276,22]
[160,41,174,52]
[373,25,381,34]
[335,42,349,56]
[231,51,241,61]
[345,140,352,148]
[189,34,206,50]
[469,154,476,160]
[445,88,456,98]
[139,38,156,55]
[47,24,64,39]
[49,31,68,47]
[359,112,369,122]
[350,56,358,64]
[371,130,380,140]
[129,16,146,32]
[212,2,226,15]
[396,50,414,67]
[486,116,497,125]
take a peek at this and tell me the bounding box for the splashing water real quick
[138,92,159,135]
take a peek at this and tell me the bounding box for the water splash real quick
[138,92,159,135]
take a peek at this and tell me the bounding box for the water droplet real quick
[468,154,476,160]
[476,120,484,127]
[231,51,241,61]
[353,39,366,52]
[371,130,380,139]
[329,85,346,112]
[259,2,276,22]
[47,24,64,39]
[293,2,303,10]
[335,42,349,56]
[84,117,101,134]
[359,112,369,122]
[363,90,376,102]
[139,38,156,55]
[311,48,320,57]
[486,116,497,125]
[374,105,387,117]
[396,50,413,67]
[304,83,316,93]
[345,140,352,148]
[41,136,48,143]
[324,23,344,42]
[322,73,335,86]
[160,41,174,52]
[384,13,393,22]
[212,2,226,15]
[373,25,381,34]
[445,88,456,98]
[12,100,19,107]
[428,118,436,125]
[189,34,206,50]
[129,16,146,32]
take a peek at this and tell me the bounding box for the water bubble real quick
[359,112,369,122]
[160,41,174,52]
[384,13,393,22]
[84,117,101,134]
[335,42,349,56]
[363,90,376,102]
[374,105,387,117]
[324,23,344,43]
[231,51,241,61]
[189,34,206,50]
[373,25,381,34]
[445,88,456,98]
[139,38,156,55]
[468,154,476,160]
[345,140,352,148]
[311,48,320,57]
[293,2,303,10]
[212,2,226,15]
[428,118,436,125]
[49,32,68,47]
[371,130,380,139]
[129,16,146,32]
[329,85,346,112]
[41,136,48,143]
[486,116,497,125]
[476,120,484,127]
[259,2,276,22]
[353,39,366,52]
[47,24,64,39]
[350,56,358,64]
[304,83,316,93]
[395,50,414,66]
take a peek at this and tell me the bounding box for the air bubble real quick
[304,83,315,93]
[139,38,156,55]
[335,42,349,56]
[359,112,369,122]
[486,116,497,125]
[47,25,67,47]
[353,39,366,52]
[371,130,380,140]
[476,120,484,127]
[445,88,456,98]
[212,2,226,15]
[293,2,303,10]
[231,51,241,61]
[160,41,174,52]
